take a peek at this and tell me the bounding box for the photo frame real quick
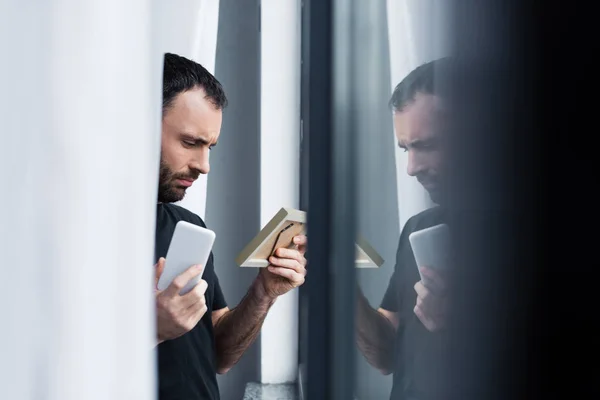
[235,207,384,268]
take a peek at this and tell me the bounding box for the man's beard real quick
[427,188,443,205]
[418,174,445,206]
[157,159,198,203]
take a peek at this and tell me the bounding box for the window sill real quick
[243,382,298,400]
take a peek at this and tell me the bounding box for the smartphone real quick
[408,223,450,283]
[157,221,216,295]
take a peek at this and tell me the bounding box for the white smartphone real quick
[408,223,450,283]
[157,221,216,295]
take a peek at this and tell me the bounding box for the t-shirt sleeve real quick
[189,213,228,310]
[379,216,419,312]
[380,269,400,312]
[211,269,228,310]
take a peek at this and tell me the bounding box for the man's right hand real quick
[154,257,208,344]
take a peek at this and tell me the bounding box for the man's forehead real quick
[395,93,444,119]
[166,90,222,119]
[394,94,446,135]
[163,89,222,139]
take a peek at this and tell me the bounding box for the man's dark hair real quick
[389,57,453,112]
[162,52,228,113]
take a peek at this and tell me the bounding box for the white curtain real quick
[0,1,206,398]
[387,0,451,230]
[259,0,302,384]
[161,0,221,220]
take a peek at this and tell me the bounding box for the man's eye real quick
[183,141,196,147]
[419,143,435,151]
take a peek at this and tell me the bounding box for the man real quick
[154,53,307,400]
[356,58,452,400]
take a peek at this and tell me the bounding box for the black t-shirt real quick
[380,206,448,400]
[155,203,227,400]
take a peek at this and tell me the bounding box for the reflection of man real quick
[356,58,452,400]
[154,53,307,400]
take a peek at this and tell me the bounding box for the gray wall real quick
[208,2,398,399]
[206,1,261,399]
[355,5,398,399]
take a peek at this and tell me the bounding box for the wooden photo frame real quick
[355,234,385,268]
[235,207,384,268]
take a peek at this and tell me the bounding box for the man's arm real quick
[211,280,276,374]
[212,236,306,374]
[355,287,399,375]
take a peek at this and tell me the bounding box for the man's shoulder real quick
[161,203,207,228]
[403,206,446,234]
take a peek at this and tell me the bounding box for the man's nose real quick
[406,151,425,177]
[190,148,210,175]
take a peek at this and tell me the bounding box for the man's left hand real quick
[414,266,448,332]
[258,235,307,298]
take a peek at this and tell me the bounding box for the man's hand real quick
[414,266,447,332]
[211,235,307,372]
[154,257,208,344]
[257,235,307,298]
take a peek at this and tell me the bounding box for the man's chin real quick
[158,187,187,203]
[427,189,443,206]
